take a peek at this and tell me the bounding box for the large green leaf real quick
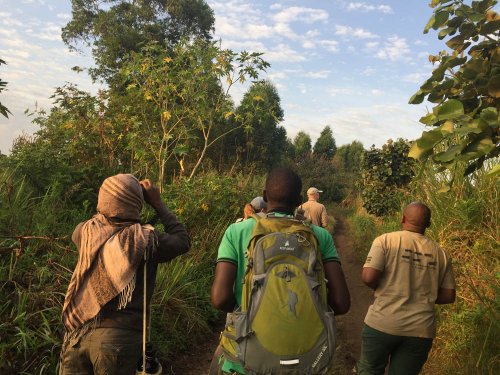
[487,75,500,97]
[437,99,464,120]
[408,90,426,104]
[433,11,450,29]
[419,112,438,125]
[486,163,500,178]
[408,141,433,161]
[480,19,500,35]
[424,14,436,34]
[480,107,499,127]
[446,35,465,50]
[434,144,463,162]
[462,137,495,158]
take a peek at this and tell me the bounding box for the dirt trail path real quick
[329,215,373,374]
[165,213,373,374]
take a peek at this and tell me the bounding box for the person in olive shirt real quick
[59,174,190,374]
[210,168,350,374]
[358,202,456,375]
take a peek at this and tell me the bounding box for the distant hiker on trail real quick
[236,196,267,222]
[301,187,328,227]
[358,202,456,375]
[210,168,350,374]
[59,174,190,374]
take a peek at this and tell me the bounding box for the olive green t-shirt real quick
[363,230,455,338]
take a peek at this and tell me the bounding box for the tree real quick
[409,0,500,182]
[235,80,285,169]
[120,39,270,184]
[8,84,122,200]
[336,140,365,172]
[0,59,11,118]
[360,139,415,216]
[313,125,337,159]
[293,131,312,160]
[62,0,215,85]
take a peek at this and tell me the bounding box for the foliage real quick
[360,139,415,216]
[313,126,337,159]
[7,84,122,201]
[233,80,286,170]
[409,0,500,181]
[293,131,312,160]
[62,0,215,86]
[0,58,12,118]
[121,39,270,183]
[348,162,499,374]
[335,140,365,172]
[295,156,346,203]
[0,166,264,374]
[410,164,499,374]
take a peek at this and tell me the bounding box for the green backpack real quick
[220,214,336,375]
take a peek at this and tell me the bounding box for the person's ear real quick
[426,220,431,228]
[401,215,406,224]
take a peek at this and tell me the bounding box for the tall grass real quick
[346,164,499,374]
[413,166,499,375]
[0,168,265,374]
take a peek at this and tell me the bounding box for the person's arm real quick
[435,288,455,304]
[361,267,383,290]
[211,261,237,312]
[141,179,190,262]
[321,206,328,228]
[324,261,350,314]
[436,252,456,304]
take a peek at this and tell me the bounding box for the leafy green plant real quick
[0,58,11,118]
[360,139,415,216]
[409,0,500,181]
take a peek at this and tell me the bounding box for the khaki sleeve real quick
[440,252,456,289]
[321,206,328,227]
[364,235,386,271]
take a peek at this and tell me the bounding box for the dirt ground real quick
[164,214,373,374]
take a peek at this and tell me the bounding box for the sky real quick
[0,0,450,154]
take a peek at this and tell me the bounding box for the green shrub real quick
[0,169,264,373]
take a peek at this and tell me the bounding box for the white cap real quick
[307,187,323,195]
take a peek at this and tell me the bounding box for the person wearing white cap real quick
[301,187,328,227]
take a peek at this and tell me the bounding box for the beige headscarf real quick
[62,174,153,334]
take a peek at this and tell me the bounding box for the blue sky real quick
[0,0,447,154]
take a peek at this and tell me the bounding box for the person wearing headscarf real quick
[59,174,190,374]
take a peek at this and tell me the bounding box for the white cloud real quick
[304,70,331,79]
[371,89,383,96]
[335,25,378,39]
[403,72,429,84]
[265,44,307,62]
[328,87,354,96]
[365,41,379,49]
[318,40,339,52]
[362,67,376,76]
[346,2,393,14]
[273,7,328,24]
[376,36,411,61]
[27,23,62,41]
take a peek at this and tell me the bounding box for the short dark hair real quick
[265,167,302,207]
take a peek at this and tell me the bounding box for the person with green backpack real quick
[210,167,350,375]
